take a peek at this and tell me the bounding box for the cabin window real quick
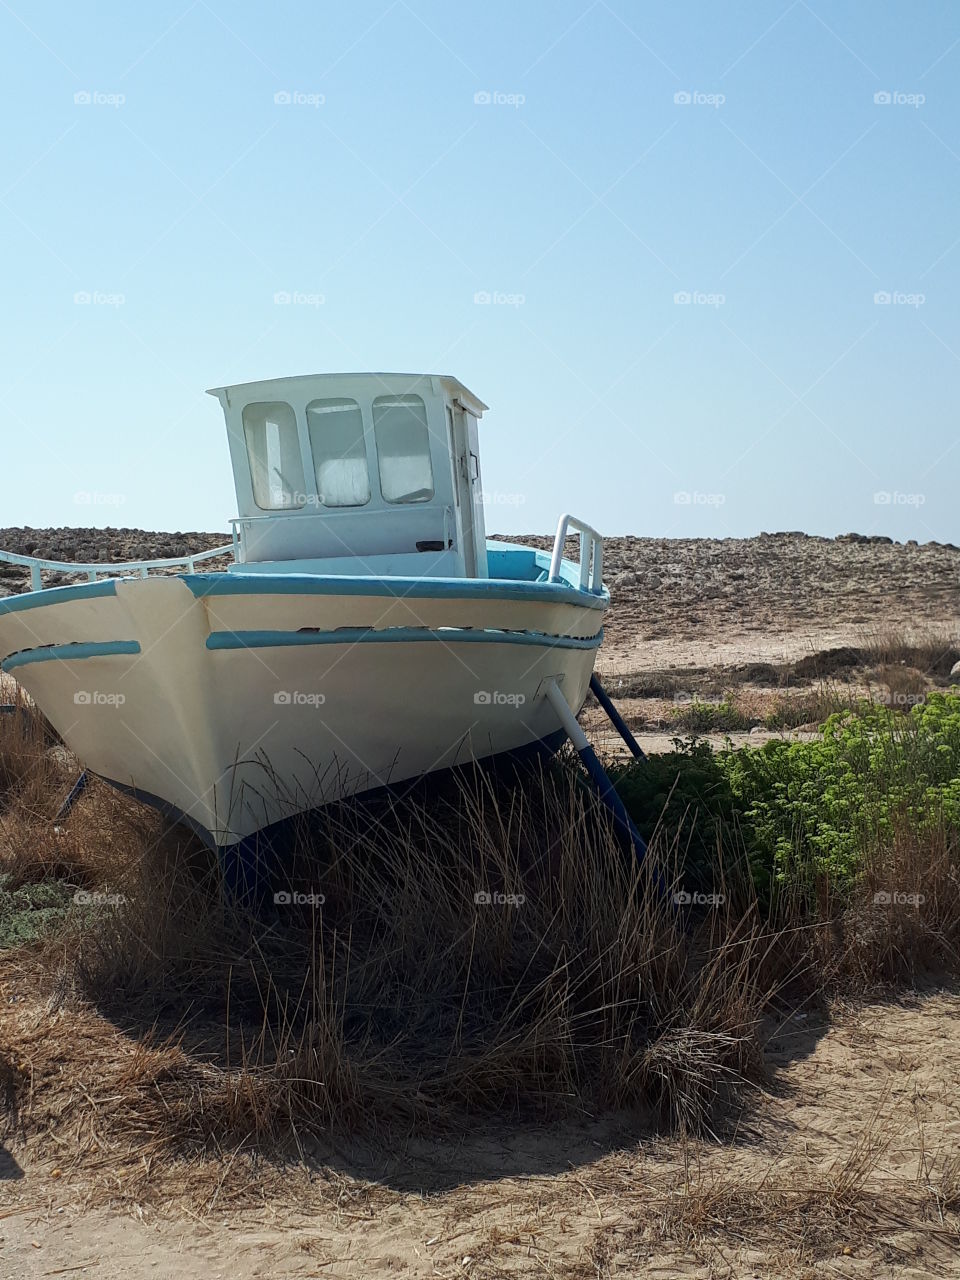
[306,398,371,507]
[242,402,306,510]
[372,394,435,503]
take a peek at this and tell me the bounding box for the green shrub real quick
[609,739,760,893]
[614,692,960,897]
[0,873,75,948]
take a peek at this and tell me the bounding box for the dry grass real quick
[0,700,957,1236]
[0,713,789,1200]
[859,625,960,680]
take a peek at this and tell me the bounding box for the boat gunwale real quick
[0,570,609,617]
[182,572,608,610]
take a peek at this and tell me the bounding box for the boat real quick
[0,373,621,855]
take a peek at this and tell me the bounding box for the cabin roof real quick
[206,372,488,417]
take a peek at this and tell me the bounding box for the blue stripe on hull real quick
[0,579,119,615]
[183,572,609,611]
[1,639,141,672]
[206,626,603,652]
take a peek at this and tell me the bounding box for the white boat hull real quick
[0,565,606,846]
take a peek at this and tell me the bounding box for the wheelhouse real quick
[208,372,490,578]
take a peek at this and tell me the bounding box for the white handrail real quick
[0,543,234,593]
[548,513,604,592]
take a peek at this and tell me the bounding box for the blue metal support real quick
[543,679,673,906]
[589,673,646,761]
[542,678,654,874]
[55,771,89,821]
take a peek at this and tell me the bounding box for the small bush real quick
[0,874,75,948]
[672,699,751,733]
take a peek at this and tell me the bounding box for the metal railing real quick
[0,543,235,593]
[548,514,604,593]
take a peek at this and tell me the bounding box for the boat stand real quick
[541,677,650,869]
[589,673,646,760]
[55,770,89,821]
[0,705,90,825]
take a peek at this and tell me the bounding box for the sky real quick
[1,0,958,543]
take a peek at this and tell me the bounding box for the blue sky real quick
[1,0,958,542]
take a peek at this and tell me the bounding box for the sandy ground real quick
[1,991,958,1278]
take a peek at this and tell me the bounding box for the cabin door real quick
[450,401,487,577]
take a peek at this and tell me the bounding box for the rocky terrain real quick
[0,527,231,598]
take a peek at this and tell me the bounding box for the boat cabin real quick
[208,373,490,579]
